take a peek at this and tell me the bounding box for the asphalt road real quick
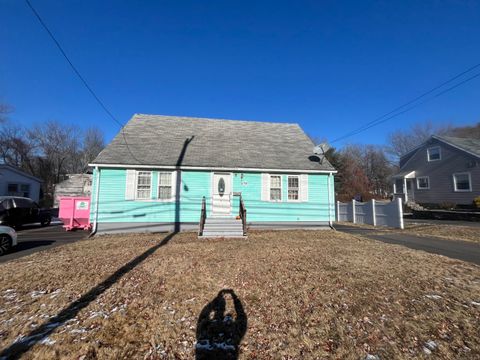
[0,224,88,264]
[335,223,480,265]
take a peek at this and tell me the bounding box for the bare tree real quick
[0,124,36,174]
[27,121,82,200]
[386,121,453,159]
[80,126,105,171]
[0,103,13,123]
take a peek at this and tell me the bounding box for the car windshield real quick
[13,198,34,208]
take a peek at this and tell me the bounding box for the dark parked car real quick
[0,196,52,228]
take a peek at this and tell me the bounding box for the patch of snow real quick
[88,311,109,319]
[49,289,61,299]
[425,295,442,300]
[70,328,88,334]
[471,301,480,306]
[423,347,432,355]
[365,355,380,360]
[30,290,46,298]
[39,337,56,346]
[425,340,438,351]
[4,289,15,293]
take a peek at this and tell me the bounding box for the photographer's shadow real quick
[195,289,247,359]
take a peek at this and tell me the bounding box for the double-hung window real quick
[287,176,299,201]
[416,176,429,190]
[270,175,282,201]
[136,171,152,199]
[427,146,441,161]
[158,172,173,200]
[453,172,472,192]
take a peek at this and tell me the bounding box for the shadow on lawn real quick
[0,232,177,359]
[196,289,247,360]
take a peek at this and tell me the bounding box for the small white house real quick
[0,164,42,202]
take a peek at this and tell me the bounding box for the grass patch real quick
[0,230,479,359]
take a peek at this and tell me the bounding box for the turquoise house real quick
[89,114,336,235]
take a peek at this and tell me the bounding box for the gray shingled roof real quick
[92,114,334,171]
[435,135,480,158]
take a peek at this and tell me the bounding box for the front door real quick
[212,173,232,215]
[406,179,415,202]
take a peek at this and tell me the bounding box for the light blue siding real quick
[90,168,335,224]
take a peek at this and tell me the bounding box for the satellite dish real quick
[313,143,330,155]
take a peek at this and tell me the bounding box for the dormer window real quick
[427,146,441,161]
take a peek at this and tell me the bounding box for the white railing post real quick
[351,199,356,224]
[397,197,404,229]
[336,200,340,221]
[371,199,376,226]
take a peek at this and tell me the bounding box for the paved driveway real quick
[0,224,88,264]
[335,223,480,266]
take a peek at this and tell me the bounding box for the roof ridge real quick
[132,113,300,126]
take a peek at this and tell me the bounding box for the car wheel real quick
[41,217,51,227]
[0,235,12,256]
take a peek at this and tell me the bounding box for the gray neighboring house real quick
[0,164,42,202]
[393,135,480,206]
[53,173,93,207]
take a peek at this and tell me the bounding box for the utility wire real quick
[25,0,143,163]
[331,62,480,144]
[339,71,480,141]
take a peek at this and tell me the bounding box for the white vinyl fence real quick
[336,198,404,229]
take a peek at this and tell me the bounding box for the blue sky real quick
[1,0,479,148]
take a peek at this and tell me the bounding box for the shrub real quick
[474,196,480,209]
[438,202,456,210]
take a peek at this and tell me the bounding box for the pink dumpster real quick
[58,196,92,231]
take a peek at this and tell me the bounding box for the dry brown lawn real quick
[398,223,480,243]
[0,230,479,359]
[338,221,480,243]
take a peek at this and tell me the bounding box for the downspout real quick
[89,166,101,237]
[327,172,335,230]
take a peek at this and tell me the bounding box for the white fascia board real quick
[88,163,337,174]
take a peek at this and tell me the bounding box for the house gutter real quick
[88,163,338,174]
[89,166,101,238]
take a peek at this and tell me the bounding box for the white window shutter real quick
[300,174,309,202]
[261,173,270,201]
[125,169,136,200]
[171,171,178,201]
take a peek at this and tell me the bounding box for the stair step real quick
[202,231,245,237]
[205,219,240,224]
[205,224,243,229]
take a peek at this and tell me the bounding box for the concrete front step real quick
[205,218,241,224]
[201,232,245,238]
[200,217,246,238]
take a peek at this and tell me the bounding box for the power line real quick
[339,71,480,142]
[331,62,480,144]
[25,0,143,163]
